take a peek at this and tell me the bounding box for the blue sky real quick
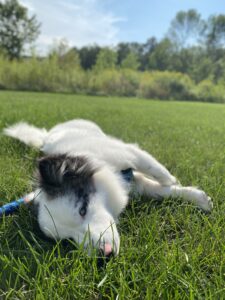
[19,0,225,54]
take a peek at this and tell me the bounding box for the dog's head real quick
[33,154,128,257]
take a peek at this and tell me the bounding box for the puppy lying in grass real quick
[4,119,213,257]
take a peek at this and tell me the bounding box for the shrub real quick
[0,55,224,103]
[0,55,85,93]
[138,71,195,100]
[87,69,140,97]
[194,80,225,103]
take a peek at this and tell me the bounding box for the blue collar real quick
[121,168,133,183]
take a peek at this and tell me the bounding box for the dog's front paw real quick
[196,192,213,212]
[186,188,213,212]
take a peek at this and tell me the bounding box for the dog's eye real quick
[79,206,86,217]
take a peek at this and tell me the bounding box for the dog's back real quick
[3,119,136,171]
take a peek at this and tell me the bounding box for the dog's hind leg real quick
[133,171,213,212]
[128,145,178,186]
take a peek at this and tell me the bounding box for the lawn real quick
[0,91,224,299]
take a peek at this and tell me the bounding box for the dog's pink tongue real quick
[104,243,112,256]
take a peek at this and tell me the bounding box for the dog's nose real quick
[97,243,115,267]
[104,243,113,257]
[99,243,114,258]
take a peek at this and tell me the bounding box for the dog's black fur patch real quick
[35,155,97,215]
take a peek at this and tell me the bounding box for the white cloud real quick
[19,0,124,55]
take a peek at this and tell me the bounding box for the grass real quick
[0,91,224,299]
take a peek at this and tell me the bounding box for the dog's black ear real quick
[38,155,65,188]
[36,154,96,197]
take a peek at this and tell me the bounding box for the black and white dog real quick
[4,119,213,256]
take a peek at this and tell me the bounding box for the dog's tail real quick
[3,122,48,148]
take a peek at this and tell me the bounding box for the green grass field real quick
[0,91,224,299]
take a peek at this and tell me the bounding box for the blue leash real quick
[0,169,134,217]
[0,198,27,217]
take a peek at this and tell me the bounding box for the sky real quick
[19,0,225,55]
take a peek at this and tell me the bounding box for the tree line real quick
[0,0,225,102]
[75,9,225,84]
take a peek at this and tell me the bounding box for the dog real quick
[3,119,213,257]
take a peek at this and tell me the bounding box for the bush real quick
[0,55,224,103]
[193,80,225,103]
[87,69,140,97]
[0,55,85,93]
[138,71,195,100]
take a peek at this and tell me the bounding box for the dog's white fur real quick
[4,119,213,256]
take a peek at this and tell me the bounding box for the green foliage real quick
[0,54,224,103]
[0,55,84,92]
[0,91,225,299]
[58,49,81,71]
[168,9,205,49]
[0,7,224,102]
[116,42,131,65]
[206,14,225,48]
[148,38,174,71]
[138,71,195,100]
[117,42,143,67]
[0,0,40,59]
[48,40,81,71]
[78,45,101,70]
[121,52,140,70]
[194,80,225,103]
[88,69,140,96]
[93,48,117,71]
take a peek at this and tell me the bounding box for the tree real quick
[78,45,101,70]
[93,48,117,71]
[48,39,80,70]
[167,9,205,49]
[48,38,69,58]
[148,38,174,71]
[0,0,40,59]
[206,14,225,49]
[60,49,80,70]
[121,52,140,70]
[116,42,131,65]
[140,37,158,70]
